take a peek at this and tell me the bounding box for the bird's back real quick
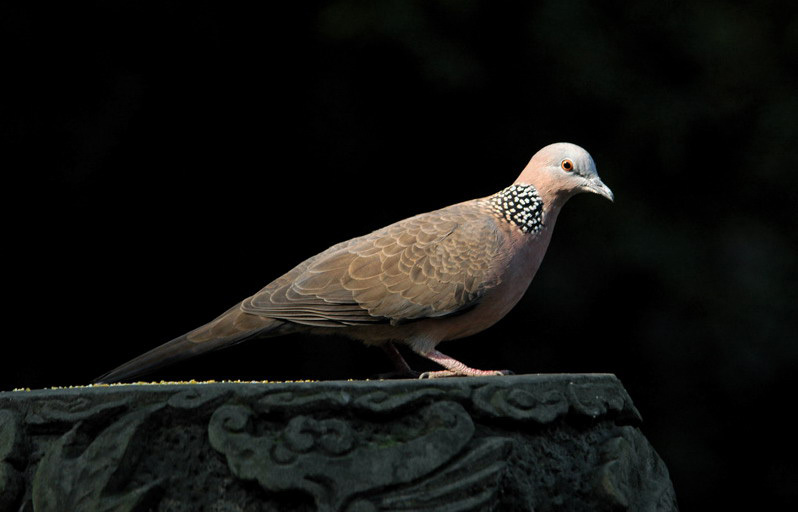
[237,198,511,329]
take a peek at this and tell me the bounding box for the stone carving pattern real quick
[471,378,642,423]
[0,376,674,511]
[209,400,507,512]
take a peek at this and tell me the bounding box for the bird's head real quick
[515,142,613,205]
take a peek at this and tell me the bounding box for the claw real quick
[414,348,514,378]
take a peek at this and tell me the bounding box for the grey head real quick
[514,142,614,203]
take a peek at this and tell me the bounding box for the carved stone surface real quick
[0,374,677,511]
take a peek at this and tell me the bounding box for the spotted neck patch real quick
[486,184,544,234]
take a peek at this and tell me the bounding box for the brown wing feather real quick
[241,201,504,327]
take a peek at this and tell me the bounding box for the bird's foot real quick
[415,348,513,378]
[418,369,513,379]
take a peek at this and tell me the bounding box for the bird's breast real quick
[425,221,557,342]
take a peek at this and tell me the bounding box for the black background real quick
[4,1,797,509]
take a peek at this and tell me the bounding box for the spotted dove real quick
[94,142,613,382]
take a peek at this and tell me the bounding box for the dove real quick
[94,142,613,382]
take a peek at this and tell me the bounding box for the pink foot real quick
[416,349,513,378]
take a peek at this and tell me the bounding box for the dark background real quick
[4,1,797,509]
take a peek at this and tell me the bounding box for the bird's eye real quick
[561,159,574,172]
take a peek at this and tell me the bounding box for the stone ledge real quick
[0,374,677,511]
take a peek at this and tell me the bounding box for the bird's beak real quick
[585,177,614,202]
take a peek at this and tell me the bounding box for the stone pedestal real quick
[0,374,677,511]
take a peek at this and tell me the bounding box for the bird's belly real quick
[435,233,550,341]
[436,276,532,340]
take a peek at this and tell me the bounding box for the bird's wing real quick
[241,202,505,327]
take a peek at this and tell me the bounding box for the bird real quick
[94,142,613,383]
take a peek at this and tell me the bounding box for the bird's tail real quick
[92,304,287,384]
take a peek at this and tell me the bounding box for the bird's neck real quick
[485,184,545,234]
[485,182,570,236]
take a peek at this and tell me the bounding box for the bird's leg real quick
[416,349,513,379]
[375,342,420,378]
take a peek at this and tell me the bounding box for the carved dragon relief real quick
[0,375,672,511]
